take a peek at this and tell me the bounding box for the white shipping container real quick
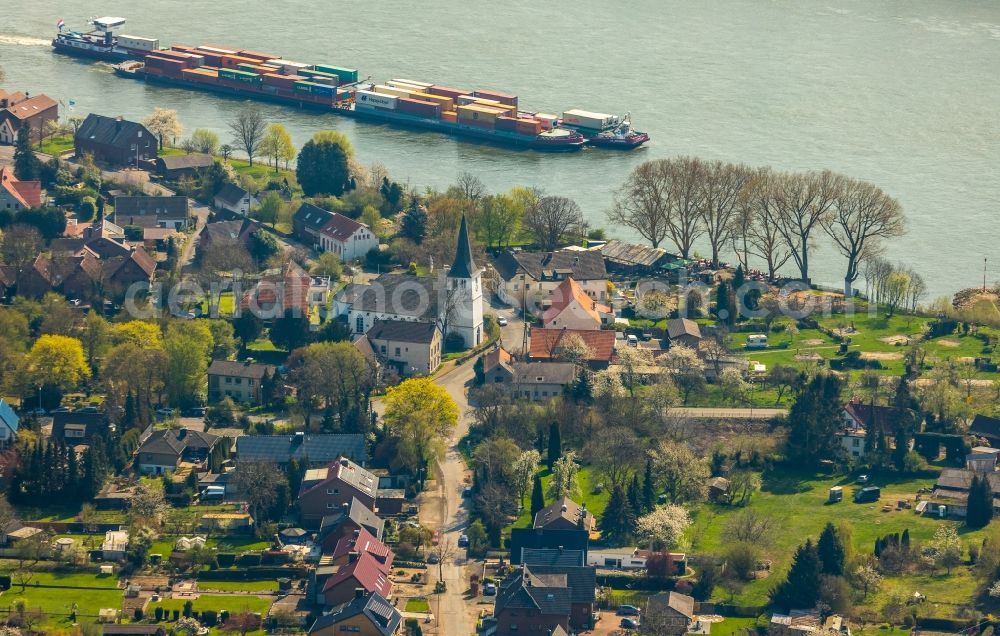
[119,35,159,51]
[386,80,427,92]
[356,90,398,110]
[390,78,432,88]
[536,113,558,130]
[562,109,616,130]
[374,85,416,98]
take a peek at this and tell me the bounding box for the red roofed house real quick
[837,398,907,459]
[0,166,44,211]
[298,457,379,528]
[318,211,379,262]
[331,527,394,569]
[240,260,311,318]
[315,550,392,608]
[529,328,617,370]
[0,90,58,146]
[542,277,611,330]
[104,247,157,293]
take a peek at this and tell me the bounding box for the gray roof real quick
[52,411,107,441]
[294,202,334,232]
[971,415,1000,440]
[319,497,384,540]
[236,433,367,465]
[301,457,378,500]
[113,196,189,219]
[648,591,695,619]
[309,591,400,636]
[494,249,607,282]
[599,240,677,268]
[534,497,594,529]
[200,218,257,247]
[449,214,478,279]
[208,359,274,380]
[667,318,702,340]
[936,468,1000,494]
[521,548,586,567]
[351,273,439,320]
[496,565,572,616]
[76,113,154,150]
[157,154,213,171]
[214,182,251,206]
[367,319,439,344]
[139,429,220,457]
[511,362,577,385]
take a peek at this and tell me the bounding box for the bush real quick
[173,609,180,621]
[236,553,263,567]
[154,607,164,621]
[201,610,218,627]
[134,608,144,621]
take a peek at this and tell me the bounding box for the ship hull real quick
[52,39,130,62]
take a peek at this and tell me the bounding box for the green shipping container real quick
[314,64,358,83]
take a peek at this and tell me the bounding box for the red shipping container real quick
[496,116,518,131]
[171,44,197,52]
[239,50,280,61]
[397,97,442,119]
[474,89,517,106]
[516,120,542,135]
[200,44,238,54]
[428,85,470,100]
[151,49,191,61]
[264,73,297,87]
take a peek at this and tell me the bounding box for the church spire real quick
[449,214,477,279]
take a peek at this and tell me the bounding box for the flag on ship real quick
[57,19,65,30]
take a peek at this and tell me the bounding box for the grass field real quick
[148,594,272,616]
[506,466,609,535]
[38,134,75,156]
[689,465,983,609]
[404,597,430,613]
[150,535,272,557]
[197,580,279,593]
[709,617,765,636]
[0,572,122,629]
[159,147,299,190]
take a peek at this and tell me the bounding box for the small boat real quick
[586,113,650,149]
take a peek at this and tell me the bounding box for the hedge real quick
[916,617,975,631]
[392,560,428,570]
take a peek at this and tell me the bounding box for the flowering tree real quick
[548,452,580,500]
[636,505,691,551]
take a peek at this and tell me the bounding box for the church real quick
[333,215,485,352]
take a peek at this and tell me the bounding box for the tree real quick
[222,612,261,636]
[768,365,803,405]
[163,322,213,408]
[660,345,705,405]
[726,470,761,506]
[817,522,846,575]
[231,461,288,524]
[13,124,41,181]
[546,422,561,469]
[770,539,821,610]
[219,143,234,162]
[143,107,183,148]
[615,346,653,397]
[400,199,428,244]
[296,131,353,196]
[762,170,844,281]
[522,195,585,250]
[636,505,691,551]
[967,474,994,528]
[600,485,635,544]
[853,563,882,599]
[608,159,674,248]
[785,373,844,464]
[260,123,296,172]
[466,519,489,557]
[252,191,282,227]
[821,178,905,296]
[719,367,749,405]
[190,128,220,155]
[699,160,751,266]
[476,193,522,250]
[530,474,545,519]
[723,509,776,545]
[929,525,962,574]
[26,334,91,391]
[289,342,373,429]
[884,270,911,317]
[585,426,641,489]
[0,224,42,269]
[511,450,541,507]
[227,107,267,167]
[383,378,459,476]
[129,482,168,527]
[547,451,580,499]
[456,171,487,202]
[650,440,709,503]
[642,459,656,513]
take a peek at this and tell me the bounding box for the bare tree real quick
[699,160,751,266]
[1,224,42,270]
[231,461,288,526]
[821,178,905,296]
[456,171,487,202]
[0,494,19,539]
[761,170,843,282]
[742,169,793,279]
[907,269,926,312]
[227,107,268,167]
[608,159,673,248]
[722,508,777,544]
[523,195,586,250]
[430,538,458,583]
[585,426,642,488]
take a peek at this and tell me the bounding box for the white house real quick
[317,212,379,262]
[102,530,129,560]
[0,399,19,448]
[493,249,608,309]
[542,277,611,330]
[213,183,258,217]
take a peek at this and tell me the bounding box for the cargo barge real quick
[57,19,647,152]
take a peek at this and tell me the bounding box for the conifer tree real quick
[546,422,561,469]
[901,528,910,551]
[967,475,994,528]
[642,459,656,513]
[530,475,545,520]
[14,123,40,181]
[599,484,635,544]
[817,522,846,575]
[771,539,822,610]
[627,474,642,515]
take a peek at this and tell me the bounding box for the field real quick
[38,134,75,156]
[147,594,272,616]
[159,147,300,190]
[689,465,983,610]
[149,535,272,557]
[404,597,430,613]
[506,466,610,535]
[197,580,279,593]
[0,572,122,630]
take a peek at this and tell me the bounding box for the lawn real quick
[506,466,609,537]
[688,465,983,609]
[404,597,430,613]
[148,594,272,616]
[201,291,236,318]
[709,617,765,636]
[38,134,75,156]
[0,575,122,626]
[197,580,279,593]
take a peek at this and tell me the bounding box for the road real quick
[418,357,478,636]
[178,200,210,274]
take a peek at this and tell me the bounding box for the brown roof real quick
[529,328,616,362]
[3,94,57,121]
[320,211,366,242]
[208,359,274,380]
[482,346,512,374]
[542,277,610,324]
[533,496,595,530]
[667,318,701,340]
[0,167,41,208]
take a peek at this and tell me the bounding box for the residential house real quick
[521,548,586,568]
[293,202,335,247]
[103,247,157,293]
[366,319,441,377]
[102,530,129,560]
[213,183,258,216]
[239,261,311,319]
[308,591,401,636]
[314,551,393,608]
[330,528,394,569]
[14,254,56,299]
[494,249,608,308]
[75,114,157,167]
[597,239,683,276]
[0,166,43,211]
[317,207,379,262]
[644,592,695,636]
[113,196,191,230]
[928,460,1000,518]
[207,360,275,405]
[196,218,259,261]
[51,411,107,446]
[769,611,845,636]
[0,400,19,448]
[534,497,596,532]
[509,527,591,566]
[528,328,616,369]
[493,361,577,400]
[317,498,386,551]
[542,277,611,330]
[298,457,379,528]
[493,563,597,636]
[666,318,702,349]
[836,399,906,459]
[0,91,58,146]
[482,346,515,383]
[135,428,221,475]
[236,433,367,467]
[154,154,214,180]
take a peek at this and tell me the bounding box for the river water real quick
[2,1,999,298]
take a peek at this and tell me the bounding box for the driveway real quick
[179,200,210,274]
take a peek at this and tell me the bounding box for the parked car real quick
[156,408,177,420]
[78,406,99,413]
[427,553,440,564]
[27,407,46,416]
[617,605,641,617]
[183,407,207,417]
[497,316,508,327]
[462,487,473,497]
[620,618,640,630]
[857,474,870,484]
[458,534,469,548]
[483,582,497,596]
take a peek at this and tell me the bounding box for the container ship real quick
[51,17,159,62]
[53,19,649,152]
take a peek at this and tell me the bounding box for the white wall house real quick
[214,183,258,217]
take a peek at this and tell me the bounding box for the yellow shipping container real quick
[374,85,416,98]
[410,91,454,111]
[457,104,504,122]
[472,99,515,115]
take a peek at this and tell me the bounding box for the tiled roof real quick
[970,414,1000,439]
[494,249,607,282]
[648,591,695,619]
[511,362,577,386]
[214,182,250,206]
[332,527,394,567]
[495,565,572,615]
[52,411,106,441]
[843,400,902,435]
[294,202,334,232]
[113,196,189,219]
[599,239,676,268]
[300,457,378,500]
[667,318,701,340]
[521,548,585,567]
[208,359,274,380]
[309,591,400,636]
[3,94,57,121]
[321,550,392,598]
[529,328,616,362]
[0,167,39,208]
[76,113,153,150]
[351,273,439,320]
[367,319,439,344]
[320,211,365,242]
[542,277,609,324]
[158,154,214,171]
[482,346,513,374]
[236,434,367,465]
[319,498,385,540]
[138,428,220,457]
[534,497,594,529]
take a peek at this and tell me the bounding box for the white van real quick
[626,334,639,347]
[745,334,768,349]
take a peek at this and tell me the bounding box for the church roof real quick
[449,214,478,279]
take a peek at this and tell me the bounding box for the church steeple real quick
[449,214,477,279]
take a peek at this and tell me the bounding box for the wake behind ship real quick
[53,17,650,153]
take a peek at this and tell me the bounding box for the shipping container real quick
[313,65,359,83]
[496,116,519,132]
[118,35,159,51]
[428,85,471,100]
[355,90,398,110]
[386,80,429,92]
[261,59,283,67]
[220,55,261,68]
[391,78,432,89]
[199,44,238,55]
[239,50,280,62]
[171,44,197,53]
[441,111,458,123]
[409,92,454,111]
[457,104,504,124]
[536,113,558,130]
[263,73,298,87]
[516,119,543,135]
[198,53,222,67]
[474,89,518,106]
[397,97,442,119]
[374,85,417,98]
[561,109,616,131]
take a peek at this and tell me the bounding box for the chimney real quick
[353,529,360,537]
[558,546,563,553]
[342,502,349,512]
[354,587,365,600]
[177,429,187,440]
[291,431,304,445]
[340,458,349,468]
[560,504,567,512]
[348,551,360,563]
